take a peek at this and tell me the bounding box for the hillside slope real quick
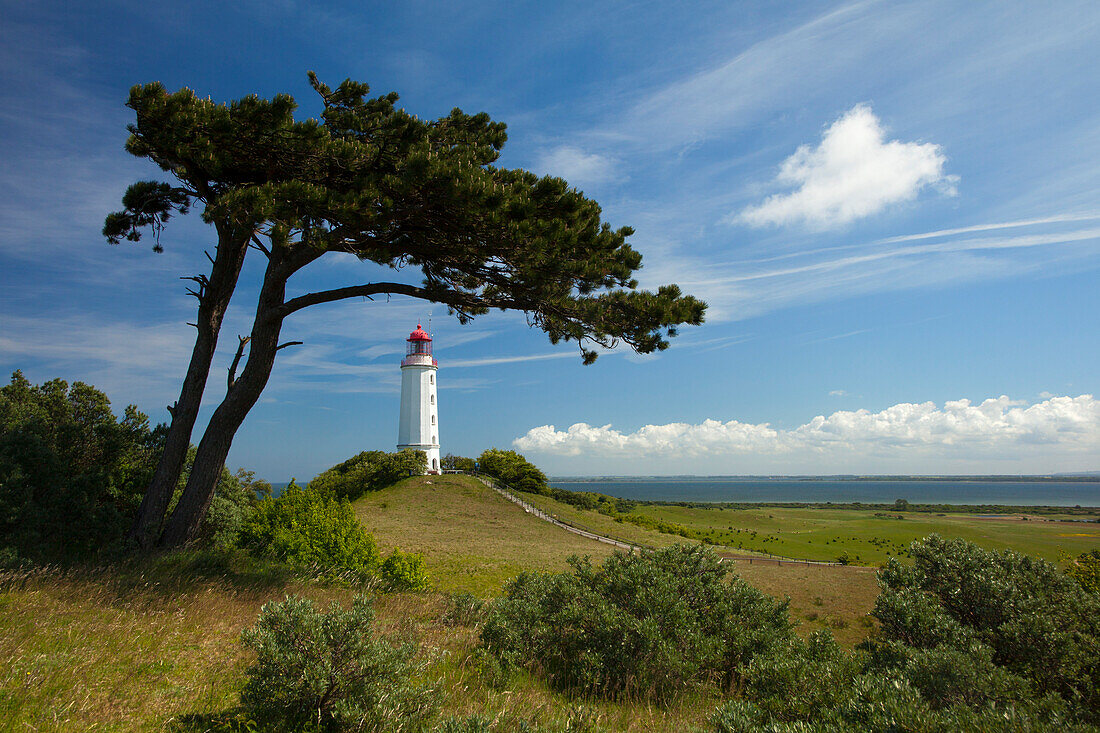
[353,474,617,594]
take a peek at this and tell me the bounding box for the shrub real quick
[381,548,430,591]
[1065,549,1100,594]
[309,450,426,501]
[440,454,476,472]
[240,594,437,732]
[195,466,270,550]
[705,536,1099,731]
[711,636,1079,732]
[869,534,1100,721]
[0,371,163,560]
[441,592,485,627]
[479,544,794,701]
[476,448,548,494]
[240,481,380,577]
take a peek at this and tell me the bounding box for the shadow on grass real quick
[0,548,381,617]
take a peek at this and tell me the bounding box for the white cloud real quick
[515,394,1100,460]
[535,145,617,188]
[829,389,848,397]
[738,104,955,229]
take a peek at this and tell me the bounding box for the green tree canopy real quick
[107,73,706,548]
[0,371,162,560]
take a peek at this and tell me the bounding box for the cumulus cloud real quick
[514,394,1100,459]
[535,145,617,188]
[738,104,955,229]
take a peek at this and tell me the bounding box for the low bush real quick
[476,448,548,494]
[240,481,380,578]
[479,544,794,701]
[1065,549,1100,594]
[381,548,430,591]
[240,594,438,732]
[868,534,1100,722]
[309,450,425,502]
[706,535,1100,731]
[441,592,486,627]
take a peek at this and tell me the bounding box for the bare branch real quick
[227,336,251,389]
[249,234,272,258]
[275,341,304,351]
[274,281,512,321]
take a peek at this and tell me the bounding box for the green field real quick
[520,490,1100,565]
[2,474,1097,731]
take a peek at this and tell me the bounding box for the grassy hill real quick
[351,474,618,595]
[13,472,1078,730]
[354,475,881,644]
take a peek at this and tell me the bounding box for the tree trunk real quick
[126,223,249,550]
[158,247,300,549]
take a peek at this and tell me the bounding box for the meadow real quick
[1,474,1096,730]
[519,490,1100,564]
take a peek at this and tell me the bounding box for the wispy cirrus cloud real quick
[645,216,1100,322]
[737,104,956,229]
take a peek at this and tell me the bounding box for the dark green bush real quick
[0,371,163,560]
[476,448,548,494]
[240,594,437,732]
[240,481,380,577]
[192,463,270,551]
[440,454,476,472]
[479,544,794,701]
[708,535,1099,731]
[309,450,425,501]
[869,534,1100,721]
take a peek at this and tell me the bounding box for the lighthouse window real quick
[431,415,436,425]
[430,394,435,404]
[429,374,434,384]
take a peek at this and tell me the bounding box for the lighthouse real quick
[397,323,441,474]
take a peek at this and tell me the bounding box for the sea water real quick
[548,479,1100,506]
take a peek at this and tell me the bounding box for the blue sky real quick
[1,0,1098,479]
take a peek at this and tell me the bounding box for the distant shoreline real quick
[549,474,1100,483]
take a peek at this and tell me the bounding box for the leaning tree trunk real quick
[127,223,250,550]
[158,248,297,549]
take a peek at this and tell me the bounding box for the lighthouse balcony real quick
[401,353,437,367]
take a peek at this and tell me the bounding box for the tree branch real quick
[249,234,271,258]
[274,281,512,321]
[227,336,251,389]
[276,341,304,351]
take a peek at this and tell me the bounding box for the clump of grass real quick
[442,592,486,627]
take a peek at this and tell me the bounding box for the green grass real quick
[3,473,1092,730]
[632,504,1100,564]
[352,474,618,595]
[518,488,1100,565]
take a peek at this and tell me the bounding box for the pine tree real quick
[107,74,706,549]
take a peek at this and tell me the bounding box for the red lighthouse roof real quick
[407,323,431,341]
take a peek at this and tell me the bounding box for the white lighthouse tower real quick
[397,323,441,474]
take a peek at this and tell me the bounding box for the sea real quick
[547,478,1100,506]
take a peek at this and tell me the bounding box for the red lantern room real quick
[402,323,436,365]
